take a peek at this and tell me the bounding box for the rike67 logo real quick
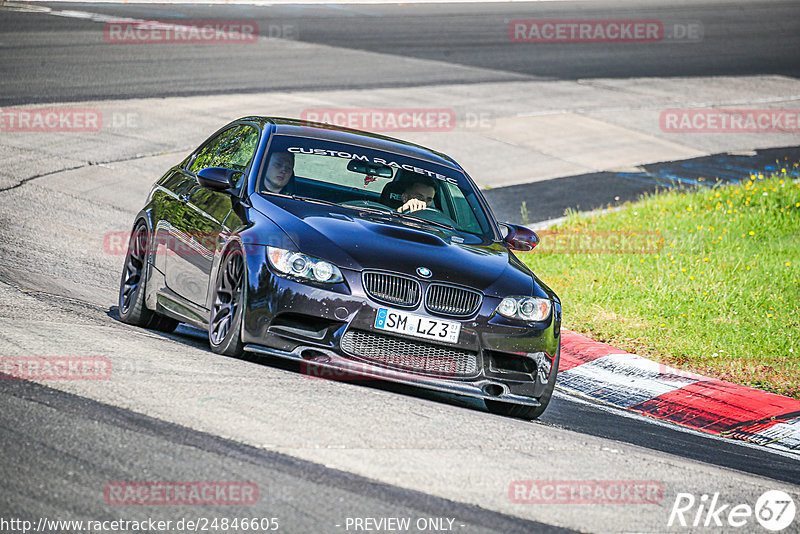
[668,490,796,531]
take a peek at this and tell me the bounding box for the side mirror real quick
[196,167,243,191]
[500,222,539,251]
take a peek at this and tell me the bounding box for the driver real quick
[398,176,436,214]
[263,151,295,194]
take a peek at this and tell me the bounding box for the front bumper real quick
[241,257,560,405]
[243,343,542,406]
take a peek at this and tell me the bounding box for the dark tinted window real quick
[217,125,259,172]
[188,125,259,188]
[188,128,234,174]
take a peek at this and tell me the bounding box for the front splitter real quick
[243,343,540,407]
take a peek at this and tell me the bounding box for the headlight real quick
[266,247,343,283]
[495,297,551,322]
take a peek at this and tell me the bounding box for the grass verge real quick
[520,165,800,398]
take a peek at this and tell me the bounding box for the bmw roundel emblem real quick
[416,267,432,278]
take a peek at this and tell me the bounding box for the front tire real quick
[118,222,178,333]
[208,247,246,357]
[485,343,560,420]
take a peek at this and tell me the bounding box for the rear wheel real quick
[209,247,246,357]
[485,343,560,420]
[118,222,178,333]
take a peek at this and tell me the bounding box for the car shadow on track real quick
[107,306,499,418]
[108,307,800,484]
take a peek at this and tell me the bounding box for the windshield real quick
[258,134,495,239]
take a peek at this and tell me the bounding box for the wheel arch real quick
[127,209,158,312]
[209,203,299,343]
[206,235,253,338]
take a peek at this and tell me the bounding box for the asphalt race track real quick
[1,0,800,104]
[1,1,799,533]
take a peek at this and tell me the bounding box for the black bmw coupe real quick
[119,117,561,419]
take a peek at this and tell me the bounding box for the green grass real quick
[520,164,800,398]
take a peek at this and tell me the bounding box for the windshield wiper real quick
[397,212,457,231]
[290,195,457,231]
[292,196,395,215]
[290,195,341,208]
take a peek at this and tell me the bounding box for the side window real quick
[188,128,235,174]
[443,182,488,235]
[188,125,259,189]
[217,125,260,173]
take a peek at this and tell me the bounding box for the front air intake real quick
[341,329,479,377]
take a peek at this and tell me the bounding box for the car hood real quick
[251,196,534,295]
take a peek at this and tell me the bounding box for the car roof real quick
[237,116,464,171]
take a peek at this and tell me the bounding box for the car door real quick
[163,126,236,305]
[166,124,260,307]
[150,166,193,279]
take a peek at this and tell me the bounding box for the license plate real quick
[374,308,461,344]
